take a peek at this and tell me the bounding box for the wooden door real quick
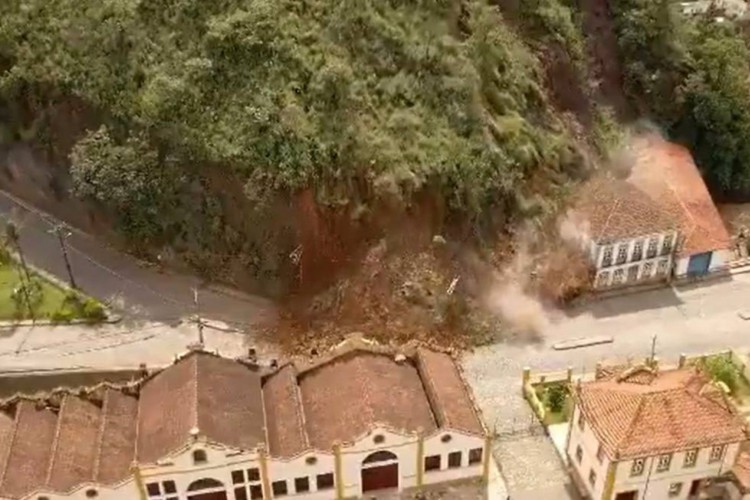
[361,463,398,492]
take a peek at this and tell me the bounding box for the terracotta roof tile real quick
[196,354,265,451]
[95,390,137,484]
[299,350,438,449]
[572,175,679,243]
[262,365,309,457]
[0,411,15,487]
[576,366,747,459]
[416,348,484,434]
[1,401,57,498]
[137,354,196,463]
[628,135,731,255]
[46,396,102,491]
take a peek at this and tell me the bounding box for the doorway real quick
[361,450,399,493]
[187,478,228,500]
[615,491,638,500]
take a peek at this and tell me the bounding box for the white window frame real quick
[616,244,628,265]
[601,246,613,267]
[656,453,672,472]
[146,481,178,500]
[647,238,659,258]
[657,259,669,275]
[684,449,698,468]
[613,268,625,285]
[668,482,682,497]
[626,265,639,282]
[231,468,263,500]
[662,234,674,255]
[709,444,726,463]
[632,239,644,261]
[642,261,654,278]
[596,271,610,287]
[631,458,645,477]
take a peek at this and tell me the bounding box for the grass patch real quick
[534,381,573,425]
[0,264,105,322]
[694,354,750,406]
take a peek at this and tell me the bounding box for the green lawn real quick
[0,264,104,322]
[534,382,573,425]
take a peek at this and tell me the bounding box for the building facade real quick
[0,338,489,500]
[566,364,747,500]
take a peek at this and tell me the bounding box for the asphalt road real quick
[0,190,275,326]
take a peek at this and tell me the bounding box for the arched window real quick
[362,450,397,464]
[187,478,224,491]
[85,489,98,498]
[192,449,207,464]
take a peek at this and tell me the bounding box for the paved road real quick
[462,271,750,499]
[0,190,275,327]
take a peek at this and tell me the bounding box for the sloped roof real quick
[0,339,485,497]
[628,135,731,255]
[575,365,747,460]
[571,175,679,243]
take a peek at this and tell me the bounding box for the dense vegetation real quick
[4,0,750,291]
[612,0,750,193]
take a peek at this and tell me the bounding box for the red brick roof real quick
[575,366,747,459]
[0,341,485,497]
[572,134,730,255]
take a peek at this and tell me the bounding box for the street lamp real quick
[50,223,77,289]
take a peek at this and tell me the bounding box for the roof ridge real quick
[0,405,21,493]
[92,389,111,482]
[44,396,67,487]
[415,348,447,427]
[289,366,310,449]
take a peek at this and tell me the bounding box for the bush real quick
[51,308,76,323]
[703,356,739,392]
[81,298,106,322]
[546,384,567,413]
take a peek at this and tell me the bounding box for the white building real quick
[0,338,489,500]
[566,364,748,500]
[571,134,732,289]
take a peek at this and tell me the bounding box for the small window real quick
[684,449,698,467]
[588,469,596,487]
[613,268,625,284]
[575,445,583,463]
[247,468,260,482]
[632,240,643,261]
[317,473,335,490]
[616,244,628,265]
[657,453,672,472]
[272,481,288,497]
[147,483,161,497]
[38,497,50,500]
[577,412,585,431]
[294,477,310,493]
[85,490,98,498]
[662,235,673,255]
[305,455,317,465]
[631,458,645,477]
[647,238,659,258]
[448,451,462,468]
[642,261,654,278]
[163,481,177,494]
[234,488,248,500]
[232,470,245,484]
[710,445,726,463]
[626,265,639,282]
[373,434,385,444]
[669,482,682,497]
[596,444,604,463]
[192,449,207,464]
[441,434,452,443]
[250,484,263,500]
[425,455,441,471]
[468,448,483,465]
[601,246,613,267]
[596,271,610,287]
[657,258,669,275]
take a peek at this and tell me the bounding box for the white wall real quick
[612,443,741,500]
[421,431,485,486]
[591,231,677,288]
[566,404,610,500]
[267,451,337,500]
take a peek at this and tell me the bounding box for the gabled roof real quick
[575,365,747,460]
[0,337,486,497]
[571,175,678,244]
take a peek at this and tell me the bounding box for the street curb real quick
[552,336,613,351]
[0,313,122,329]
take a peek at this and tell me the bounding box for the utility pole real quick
[5,221,33,319]
[192,287,204,346]
[50,223,77,289]
[650,334,657,365]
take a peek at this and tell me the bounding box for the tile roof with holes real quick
[0,339,485,498]
[572,134,730,256]
[574,365,747,460]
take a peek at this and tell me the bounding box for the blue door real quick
[687,252,712,276]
